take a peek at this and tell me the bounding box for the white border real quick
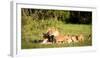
[11,1,97,57]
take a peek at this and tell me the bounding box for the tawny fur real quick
[55,35,66,44]
[47,27,59,36]
[45,27,84,44]
[65,35,72,44]
[71,35,78,43]
[78,34,84,43]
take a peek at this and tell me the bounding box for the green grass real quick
[22,38,92,49]
[21,21,92,49]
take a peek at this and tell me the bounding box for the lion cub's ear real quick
[71,35,78,42]
[88,34,91,40]
[78,34,84,42]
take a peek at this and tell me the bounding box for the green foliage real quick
[21,8,70,22]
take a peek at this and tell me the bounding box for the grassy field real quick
[21,23,92,49]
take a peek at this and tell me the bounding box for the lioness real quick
[55,34,67,44]
[46,27,59,43]
[47,27,59,36]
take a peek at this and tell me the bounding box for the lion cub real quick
[65,34,84,43]
[71,35,78,43]
[78,34,84,43]
[65,35,72,44]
